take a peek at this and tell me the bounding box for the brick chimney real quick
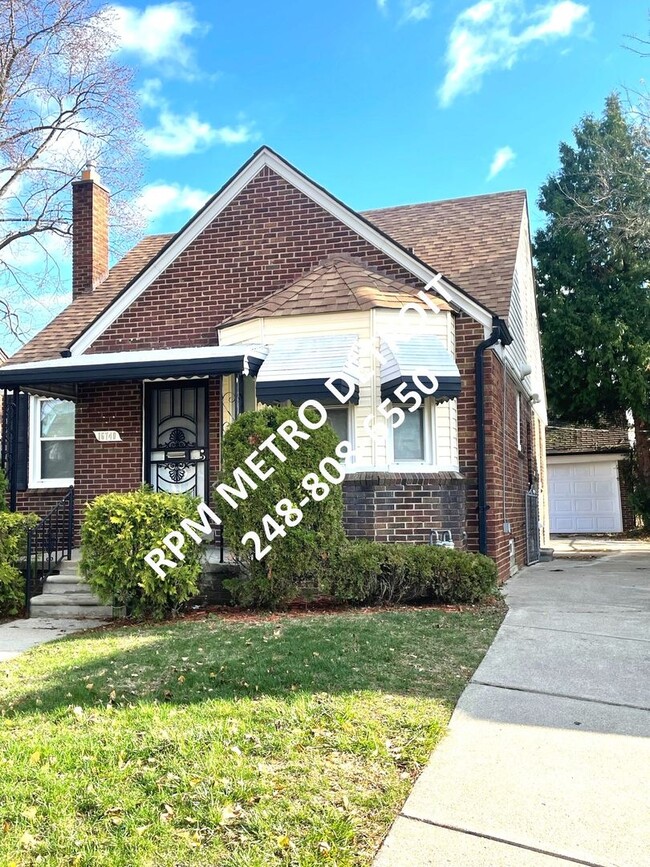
[72,162,109,299]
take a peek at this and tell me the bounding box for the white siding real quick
[219,309,459,473]
[506,209,547,425]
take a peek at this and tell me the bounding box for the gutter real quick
[475,316,513,555]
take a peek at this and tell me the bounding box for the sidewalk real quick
[374,553,650,866]
[0,617,107,663]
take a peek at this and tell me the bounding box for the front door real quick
[145,382,208,499]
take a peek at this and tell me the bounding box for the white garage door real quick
[548,457,623,534]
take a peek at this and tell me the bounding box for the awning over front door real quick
[256,334,360,404]
[0,345,268,397]
[379,334,461,402]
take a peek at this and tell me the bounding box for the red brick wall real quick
[88,167,422,354]
[483,352,536,580]
[343,472,467,545]
[454,315,540,582]
[16,488,71,518]
[455,316,482,552]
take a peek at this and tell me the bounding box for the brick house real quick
[0,147,548,581]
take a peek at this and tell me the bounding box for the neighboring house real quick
[546,425,635,534]
[0,148,548,580]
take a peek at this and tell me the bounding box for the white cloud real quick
[144,108,256,157]
[138,78,164,107]
[404,2,431,22]
[377,0,388,9]
[136,182,211,222]
[487,145,516,179]
[439,0,589,106]
[213,125,256,145]
[109,2,205,72]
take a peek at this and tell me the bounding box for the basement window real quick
[29,397,75,487]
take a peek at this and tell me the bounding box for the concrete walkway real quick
[375,553,650,866]
[551,536,650,556]
[0,617,107,663]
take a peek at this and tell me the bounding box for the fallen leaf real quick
[28,751,41,765]
[21,807,38,821]
[277,834,291,850]
[19,830,39,849]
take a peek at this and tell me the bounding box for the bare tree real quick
[0,0,143,342]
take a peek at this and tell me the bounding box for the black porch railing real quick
[25,487,75,614]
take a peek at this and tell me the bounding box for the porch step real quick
[30,603,113,619]
[31,550,111,620]
[47,573,86,586]
[33,590,106,606]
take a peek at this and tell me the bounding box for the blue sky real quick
[2,0,647,353]
[125,0,645,231]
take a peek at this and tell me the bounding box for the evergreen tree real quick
[535,94,650,515]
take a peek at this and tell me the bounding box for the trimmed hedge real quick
[219,406,345,609]
[80,488,204,617]
[329,541,498,605]
[0,512,39,617]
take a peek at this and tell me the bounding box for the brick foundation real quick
[343,472,467,547]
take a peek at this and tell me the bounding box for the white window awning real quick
[256,335,360,405]
[380,334,461,402]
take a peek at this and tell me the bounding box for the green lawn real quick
[0,605,503,866]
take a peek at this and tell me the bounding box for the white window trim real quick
[516,392,523,452]
[29,395,75,489]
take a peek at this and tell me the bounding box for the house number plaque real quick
[94,430,122,442]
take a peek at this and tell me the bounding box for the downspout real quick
[475,317,512,554]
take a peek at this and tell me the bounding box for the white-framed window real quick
[388,400,434,466]
[29,396,75,487]
[516,393,522,452]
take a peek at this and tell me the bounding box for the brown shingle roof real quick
[363,190,526,316]
[10,188,526,365]
[221,255,452,327]
[546,426,631,455]
[9,234,172,363]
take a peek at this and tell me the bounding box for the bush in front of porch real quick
[219,405,344,609]
[0,512,40,617]
[81,489,204,617]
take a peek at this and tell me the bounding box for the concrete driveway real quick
[375,553,650,866]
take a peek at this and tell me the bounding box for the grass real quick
[0,604,503,866]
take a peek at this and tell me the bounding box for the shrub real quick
[80,488,203,617]
[0,467,8,511]
[219,406,345,608]
[0,512,39,617]
[330,541,498,605]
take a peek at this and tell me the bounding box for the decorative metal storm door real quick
[145,382,208,499]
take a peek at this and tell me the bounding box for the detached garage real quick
[546,427,634,535]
